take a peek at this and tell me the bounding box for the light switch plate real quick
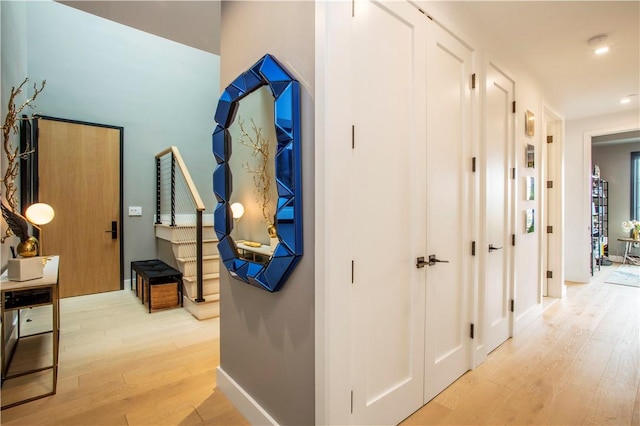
[128,206,142,216]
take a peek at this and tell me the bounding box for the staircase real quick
[155,146,220,320]
[155,223,220,319]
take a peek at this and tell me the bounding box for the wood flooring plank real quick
[583,376,637,425]
[399,401,452,425]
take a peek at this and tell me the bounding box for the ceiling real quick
[446,1,640,120]
[59,1,638,121]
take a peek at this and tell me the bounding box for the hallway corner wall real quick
[218,2,315,425]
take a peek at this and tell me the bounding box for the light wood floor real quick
[1,290,248,425]
[402,263,640,425]
[2,264,639,425]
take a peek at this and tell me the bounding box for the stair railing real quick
[155,146,205,302]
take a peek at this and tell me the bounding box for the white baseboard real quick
[216,366,279,426]
[609,255,623,263]
[124,278,132,290]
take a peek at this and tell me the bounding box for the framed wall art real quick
[526,143,534,168]
[525,176,535,200]
[525,110,535,137]
[524,110,536,137]
[525,209,535,233]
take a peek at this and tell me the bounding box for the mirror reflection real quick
[228,86,279,263]
[213,53,302,292]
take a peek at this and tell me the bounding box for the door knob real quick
[488,244,503,252]
[428,254,449,266]
[105,221,117,239]
[417,255,450,268]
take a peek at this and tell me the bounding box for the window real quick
[631,151,640,220]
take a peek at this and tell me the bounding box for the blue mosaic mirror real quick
[212,54,302,292]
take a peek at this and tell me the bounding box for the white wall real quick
[24,1,219,279]
[564,108,640,282]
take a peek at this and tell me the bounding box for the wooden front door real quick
[36,117,122,298]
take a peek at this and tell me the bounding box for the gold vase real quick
[17,236,39,257]
[633,229,639,241]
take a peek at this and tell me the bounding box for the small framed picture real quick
[526,143,535,168]
[525,176,535,201]
[525,110,535,137]
[525,209,535,233]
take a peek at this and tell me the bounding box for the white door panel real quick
[351,1,427,423]
[424,22,473,403]
[485,64,514,354]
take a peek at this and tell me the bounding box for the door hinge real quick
[471,73,476,89]
[547,270,553,279]
[351,260,354,284]
[547,135,553,144]
[472,241,476,256]
[547,226,553,234]
[470,323,475,339]
[510,299,515,312]
[512,168,516,179]
[352,125,355,149]
[351,390,354,413]
[472,157,476,172]
[512,234,516,246]
[512,101,516,113]
[547,180,553,189]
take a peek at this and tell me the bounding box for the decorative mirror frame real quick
[212,54,303,292]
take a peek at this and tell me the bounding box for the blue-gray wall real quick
[219,1,315,424]
[1,1,29,268]
[19,1,219,279]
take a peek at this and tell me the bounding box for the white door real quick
[545,119,560,297]
[351,1,427,424]
[423,21,474,403]
[484,63,515,353]
[351,1,474,423]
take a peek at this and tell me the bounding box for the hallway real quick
[403,263,640,425]
[2,264,638,425]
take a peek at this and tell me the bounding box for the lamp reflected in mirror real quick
[230,202,244,239]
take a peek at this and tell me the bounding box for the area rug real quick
[605,264,640,288]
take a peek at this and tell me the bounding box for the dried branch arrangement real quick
[238,117,274,227]
[1,78,46,242]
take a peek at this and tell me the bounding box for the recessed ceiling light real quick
[588,34,609,55]
[620,94,637,104]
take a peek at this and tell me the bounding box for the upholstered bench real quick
[130,259,183,313]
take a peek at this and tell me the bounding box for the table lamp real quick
[25,203,55,255]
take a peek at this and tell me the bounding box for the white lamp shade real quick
[25,203,55,225]
[230,202,245,219]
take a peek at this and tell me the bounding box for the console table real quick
[1,255,60,410]
[618,238,639,265]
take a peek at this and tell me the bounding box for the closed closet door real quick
[350,1,474,423]
[350,0,427,424]
[484,64,515,353]
[423,19,474,404]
